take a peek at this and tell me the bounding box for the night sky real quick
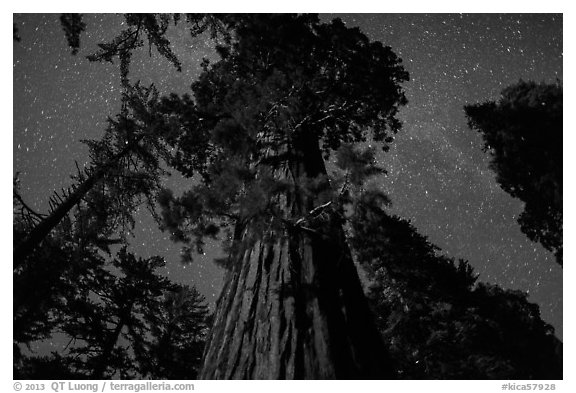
[13,13,563,342]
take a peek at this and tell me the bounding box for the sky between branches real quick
[13,13,563,342]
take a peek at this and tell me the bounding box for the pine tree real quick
[15,244,209,380]
[84,14,229,91]
[13,176,104,353]
[61,248,171,379]
[156,14,409,379]
[14,84,170,262]
[59,14,86,55]
[14,177,210,379]
[13,14,222,379]
[465,80,562,265]
[13,231,210,379]
[144,285,210,379]
[350,198,562,379]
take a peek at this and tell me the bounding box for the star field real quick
[13,14,563,341]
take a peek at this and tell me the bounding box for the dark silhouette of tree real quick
[14,236,210,379]
[13,23,21,41]
[59,14,86,55]
[350,199,562,379]
[465,80,563,265]
[13,176,103,352]
[15,15,222,379]
[17,13,561,382]
[61,248,171,379]
[143,285,210,379]
[14,353,81,380]
[155,14,409,379]
[14,84,173,262]
[13,187,108,378]
[15,176,209,379]
[84,14,229,91]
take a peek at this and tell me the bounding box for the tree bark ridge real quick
[200,133,391,379]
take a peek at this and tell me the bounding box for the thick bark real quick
[200,133,392,379]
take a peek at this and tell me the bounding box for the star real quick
[13,14,563,353]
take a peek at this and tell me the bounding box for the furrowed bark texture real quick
[200,132,391,379]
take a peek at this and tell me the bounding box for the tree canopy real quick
[350,198,562,379]
[14,167,209,380]
[13,13,562,380]
[465,80,562,265]
[150,14,409,262]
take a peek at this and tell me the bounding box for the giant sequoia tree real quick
[155,14,409,379]
[15,13,564,380]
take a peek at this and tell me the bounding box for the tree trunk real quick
[199,132,392,379]
[93,303,133,379]
[14,138,141,262]
[14,168,105,262]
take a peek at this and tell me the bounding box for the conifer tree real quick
[82,13,229,92]
[59,14,86,55]
[144,285,210,379]
[155,14,409,379]
[14,173,209,380]
[13,13,226,379]
[14,84,172,262]
[61,248,171,379]
[350,199,562,379]
[13,176,102,351]
[14,239,210,379]
[15,14,563,381]
[465,80,562,265]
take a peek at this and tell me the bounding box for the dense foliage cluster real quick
[14,185,209,379]
[14,14,562,380]
[150,15,408,265]
[465,81,563,265]
[351,199,562,379]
